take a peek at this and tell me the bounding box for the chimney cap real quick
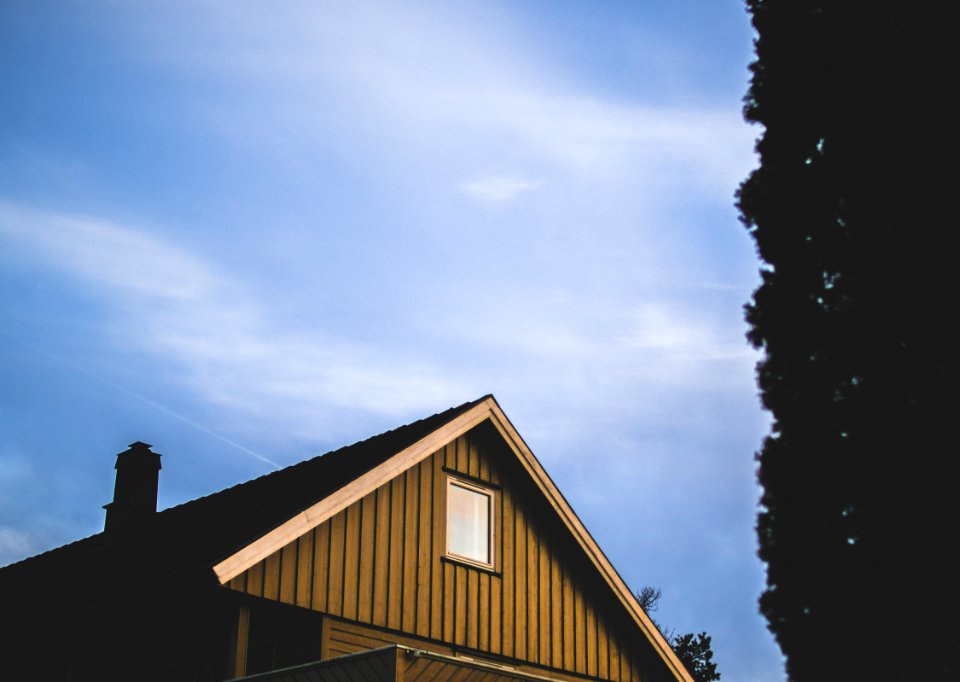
[114,441,162,470]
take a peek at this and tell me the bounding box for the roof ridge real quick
[158,396,488,517]
[0,532,101,574]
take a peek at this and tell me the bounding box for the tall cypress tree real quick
[738,2,955,679]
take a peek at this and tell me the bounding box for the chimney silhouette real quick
[103,441,162,533]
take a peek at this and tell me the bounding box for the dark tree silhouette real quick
[738,1,955,679]
[637,588,720,682]
[636,586,662,614]
[671,633,720,682]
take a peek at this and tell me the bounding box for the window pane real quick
[448,482,490,564]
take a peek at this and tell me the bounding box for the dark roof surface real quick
[0,397,489,585]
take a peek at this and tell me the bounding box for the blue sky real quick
[0,2,781,679]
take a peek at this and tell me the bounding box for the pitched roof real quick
[0,394,692,681]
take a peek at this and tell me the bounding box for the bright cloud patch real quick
[460,175,541,202]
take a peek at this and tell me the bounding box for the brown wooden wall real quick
[320,617,646,682]
[227,424,666,682]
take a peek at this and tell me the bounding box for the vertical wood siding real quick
[230,426,658,681]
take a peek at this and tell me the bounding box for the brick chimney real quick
[103,441,162,533]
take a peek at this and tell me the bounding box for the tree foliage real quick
[738,1,955,679]
[636,586,662,614]
[671,633,720,682]
[637,588,720,682]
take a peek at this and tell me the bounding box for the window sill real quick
[441,554,501,576]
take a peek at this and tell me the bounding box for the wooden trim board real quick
[212,402,493,583]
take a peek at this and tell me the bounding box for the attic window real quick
[446,477,494,568]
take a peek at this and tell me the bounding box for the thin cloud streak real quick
[0,328,280,469]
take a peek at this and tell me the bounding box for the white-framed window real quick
[446,476,495,569]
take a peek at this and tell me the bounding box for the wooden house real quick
[0,396,692,682]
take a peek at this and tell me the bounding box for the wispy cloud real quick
[0,202,223,303]
[130,2,754,200]
[0,452,42,564]
[0,527,37,566]
[0,0,758,459]
[0,195,755,454]
[0,200,464,444]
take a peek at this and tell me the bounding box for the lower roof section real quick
[231,644,589,682]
